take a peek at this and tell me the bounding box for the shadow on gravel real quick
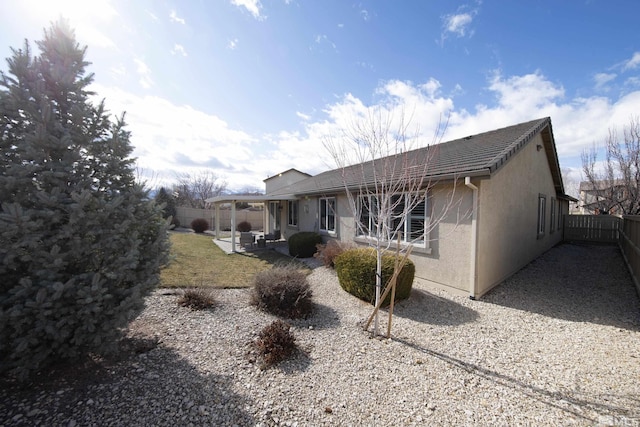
[394,336,639,423]
[0,338,255,426]
[389,288,479,326]
[482,243,640,331]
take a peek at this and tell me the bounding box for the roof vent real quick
[464,135,473,140]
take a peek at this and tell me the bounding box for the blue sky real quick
[2,0,640,195]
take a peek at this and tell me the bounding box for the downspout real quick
[465,177,479,300]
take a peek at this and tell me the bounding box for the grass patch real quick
[160,232,308,288]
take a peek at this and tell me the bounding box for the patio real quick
[211,232,323,268]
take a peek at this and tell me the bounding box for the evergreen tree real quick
[0,20,170,378]
[155,187,177,221]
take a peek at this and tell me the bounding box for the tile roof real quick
[269,117,565,197]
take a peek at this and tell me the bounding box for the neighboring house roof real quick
[269,117,569,198]
[579,179,628,191]
[263,168,312,182]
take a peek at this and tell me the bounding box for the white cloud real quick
[228,38,239,50]
[594,72,617,89]
[87,65,640,191]
[171,44,188,56]
[231,0,263,19]
[89,84,259,189]
[360,9,370,21]
[169,10,186,24]
[622,52,640,71]
[443,13,473,37]
[133,58,154,89]
[313,34,337,52]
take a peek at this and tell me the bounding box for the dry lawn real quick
[160,232,307,288]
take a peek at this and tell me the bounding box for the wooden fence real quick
[563,215,621,243]
[175,206,264,231]
[619,215,640,295]
[564,214,640,295]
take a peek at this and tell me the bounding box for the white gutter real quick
[465,177,479,300]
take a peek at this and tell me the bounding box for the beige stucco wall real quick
[475,133,563,296]
[297,187,475,296]
[264,170,309,194]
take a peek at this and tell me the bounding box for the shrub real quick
[191,218,209,233]
[288,232,323,258]
[254,320,296,368]
[334,248,415,306]
[0,21,170,379]
[250,266,313,319]
[177,288,216,310]
[237,221,252,232]
[314,240,349,268]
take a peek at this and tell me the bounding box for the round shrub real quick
[250,266,313,319]
[288,232,323,258]
[237,221,252,232]
[334,248,415,306]
[191,218,209,233]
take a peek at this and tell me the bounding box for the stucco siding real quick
[312,187,475,294]
[475,133,562,296]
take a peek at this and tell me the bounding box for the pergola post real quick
[214,203,220,239]
[231,200,237,252]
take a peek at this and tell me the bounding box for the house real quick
[209,117,575,299]
[578,179,629,215]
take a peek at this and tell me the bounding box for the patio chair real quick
[264,229,281,243]
[239,232,255,248]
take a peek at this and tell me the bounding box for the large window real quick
[537,194,547,238]
[288,200,298,227]
[319,197,336,233]
[357,193,428,246]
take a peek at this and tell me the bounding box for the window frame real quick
[319,197,336,234]
[550,197,556,233]
[537,194,547,239]
[356,192,430,250]
[287,200,298,227]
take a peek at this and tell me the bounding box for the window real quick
[319,197,336,233]
[537,194,546,238]
[557,200,562,231]
[357,192,429,246]
[288,200,298,227]
[550,198,556,233]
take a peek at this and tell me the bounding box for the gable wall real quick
[475,132,563,296]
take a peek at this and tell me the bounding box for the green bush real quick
[250,266,313,319]
[288,232,323,258]
[334,248,415,306]
[0,21,170,379]
[253,320,296,368]
[237,221,252,232]
[191,218,209,233]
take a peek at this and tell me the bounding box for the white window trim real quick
[550,197,556,233]
[287,200,298,227]
[537,194,547,239]
[319,197,337,234]
[354,192,432,254]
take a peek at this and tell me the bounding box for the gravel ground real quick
[1,243,640,426]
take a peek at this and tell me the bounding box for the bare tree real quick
[324,108,461,335]
[581,117,640,215]
[173,170,227,208]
